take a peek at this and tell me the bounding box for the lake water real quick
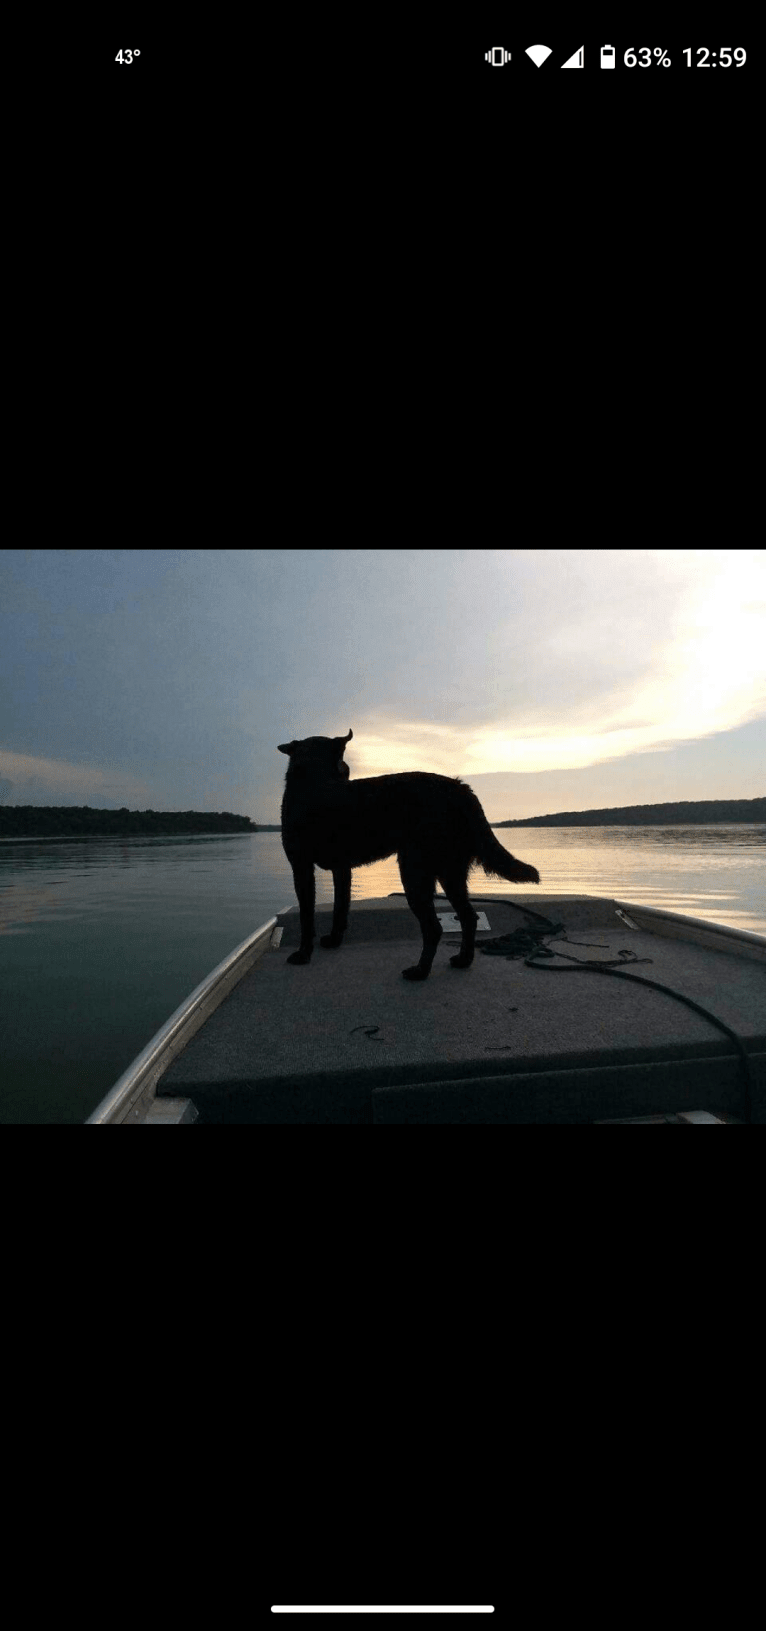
[1,824,763,1123]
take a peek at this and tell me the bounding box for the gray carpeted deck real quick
[158,895,766,1123]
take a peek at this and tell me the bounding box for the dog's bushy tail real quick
[462,784,540,884]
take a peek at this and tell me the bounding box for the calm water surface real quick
[1,824,763,1123]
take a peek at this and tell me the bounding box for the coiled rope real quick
[478,903,752,1122]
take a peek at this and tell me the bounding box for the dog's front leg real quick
[321,866,351,949]
[286,861,316,965]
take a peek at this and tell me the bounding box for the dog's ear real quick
[277,742,294,756]
[333,728,352,774]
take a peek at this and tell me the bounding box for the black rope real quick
[478,904,752,1123]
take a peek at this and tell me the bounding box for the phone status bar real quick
[481,45,748,70]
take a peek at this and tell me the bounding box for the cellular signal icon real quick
[485,47,511,66]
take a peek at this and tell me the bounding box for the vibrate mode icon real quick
[484,46,556,67]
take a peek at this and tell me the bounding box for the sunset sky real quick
[1,549,764,824]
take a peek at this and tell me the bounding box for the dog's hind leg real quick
[320,865,351,949]
[437,866,479,969]
[397,848,442,981]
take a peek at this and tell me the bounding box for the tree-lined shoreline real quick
[495,797,765,828]
[0,796,762,839]
[0,806,256,837]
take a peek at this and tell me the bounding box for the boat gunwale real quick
[84,910,290,1123]
[611,898,766,952]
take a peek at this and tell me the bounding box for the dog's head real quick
[278,729,353,780]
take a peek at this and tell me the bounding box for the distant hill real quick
[0,806,257,838]
[493,797,766,828]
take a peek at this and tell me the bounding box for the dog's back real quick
[283,766,530,877]
[279,730,539,980]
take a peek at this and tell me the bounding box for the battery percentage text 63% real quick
[625,48,671,66]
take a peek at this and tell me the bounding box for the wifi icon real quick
[525,45,552,67]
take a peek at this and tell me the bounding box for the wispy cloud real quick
[0,750,155,808]
[343,551,766,778]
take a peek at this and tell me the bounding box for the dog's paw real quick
[320,933,344,949]
[449,952,474,969]
[402,964,429,980]
[286,949,312,965]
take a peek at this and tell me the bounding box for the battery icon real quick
[600,45,615,69]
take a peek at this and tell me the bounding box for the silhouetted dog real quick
[278,729,540,981]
